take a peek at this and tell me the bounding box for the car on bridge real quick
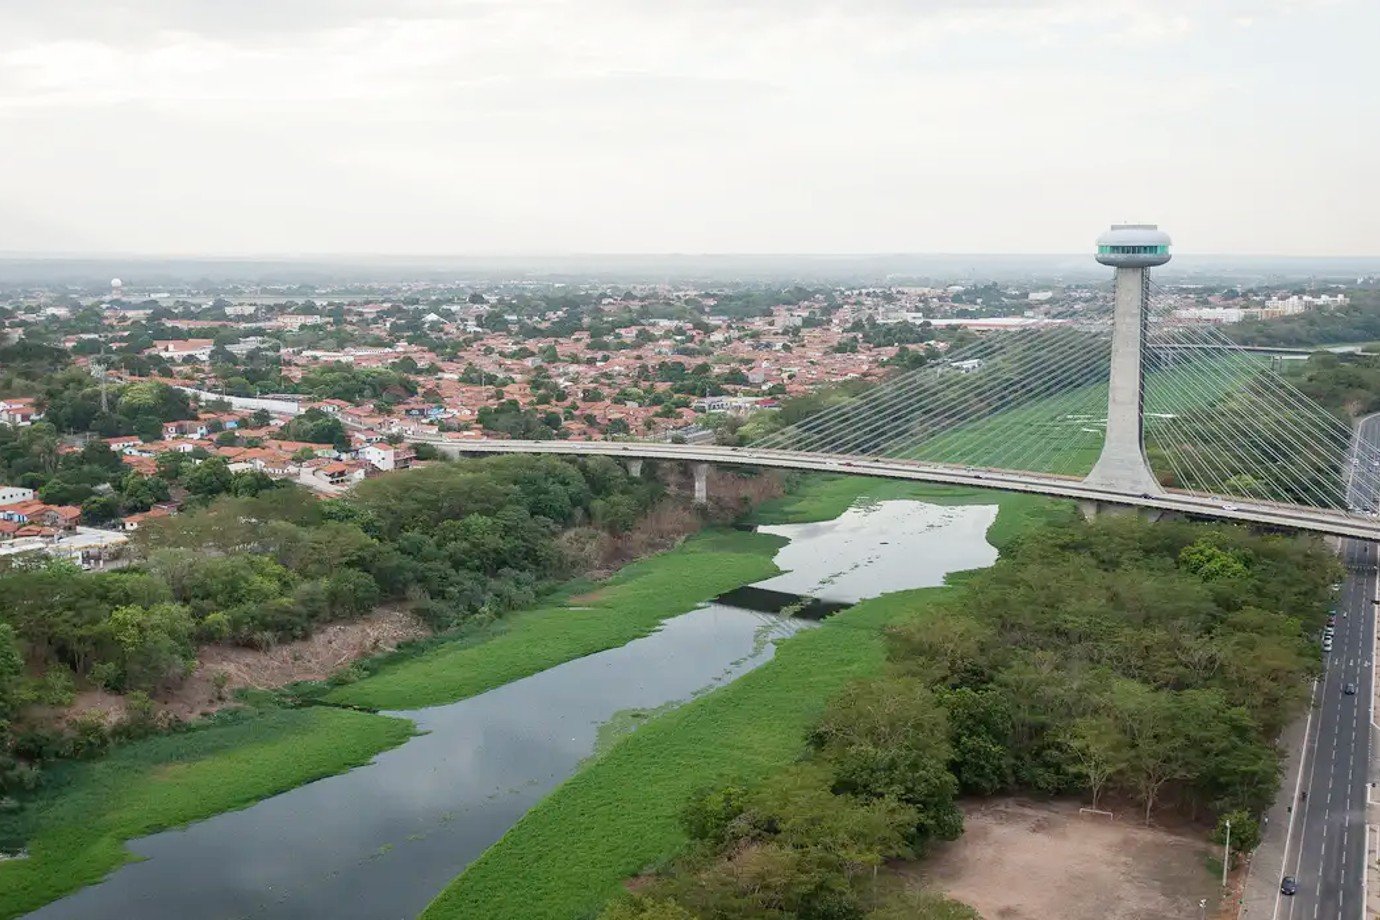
[1281,876,1298,896]
[1345,683,1357,695]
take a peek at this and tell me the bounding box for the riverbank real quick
[421,488,1067,919]
[323,528,786,711]
[0,708,414,920]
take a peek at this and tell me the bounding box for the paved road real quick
[1277,413,1380,919]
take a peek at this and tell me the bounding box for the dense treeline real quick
[38,373,195,441]
[608,516,1335,919]
[1228,290,1380,347]
[1291,351,1380,419]
[0,455,662,794]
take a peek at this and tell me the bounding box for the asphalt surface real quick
[1277,413,1380,919]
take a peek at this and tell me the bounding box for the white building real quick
[1172,307,1245,324]
[0,486,35,506]
[359,443,416,472]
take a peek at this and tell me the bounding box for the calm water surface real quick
[27,499,996,920]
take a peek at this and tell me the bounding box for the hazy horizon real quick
[4,251,1378,288]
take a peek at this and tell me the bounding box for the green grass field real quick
[325,528,788,711]
[0,707,414,920]
[420,490,1067,920]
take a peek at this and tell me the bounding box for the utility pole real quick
[1222,818,1231,886]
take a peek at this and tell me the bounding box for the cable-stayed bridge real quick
[425,225,1380,541]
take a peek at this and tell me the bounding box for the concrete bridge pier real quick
[627,459,643,478]
[692,462,709,507]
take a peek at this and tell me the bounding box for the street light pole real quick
[1222,819,1231,887]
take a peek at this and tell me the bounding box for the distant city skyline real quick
[2,0,1378,257]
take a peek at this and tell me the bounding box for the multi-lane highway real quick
[1275,413,1380,919]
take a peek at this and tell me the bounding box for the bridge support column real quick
[1083,264,1163,497]
[692,462,709,507]
[627,459,642,478]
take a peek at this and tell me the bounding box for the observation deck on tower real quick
[1096,224,1172,267]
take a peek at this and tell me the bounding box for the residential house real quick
[360,443,416,472]
[0,398,42,426]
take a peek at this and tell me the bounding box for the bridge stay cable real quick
[1143,284,1374,510]
[1143,319,1346,506]
[753,322,1109,457]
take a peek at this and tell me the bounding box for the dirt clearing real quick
[909,798,1222,920]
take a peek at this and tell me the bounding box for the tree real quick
[1212,809,1261,862]
[0,623,22,716]
[184,456,233,497]
[80,494,121,525]
[1179,539,1250,582]
[106,602,195,692]
[938,686,1014,795]
[1064,715,1127,810]
[323,569,381,619]
[1107,682,1193,824]
[120,472,170,512]
[155,451,188,482]
[229,470,279,497]
[810,678,962,846]
[278,408,347,445]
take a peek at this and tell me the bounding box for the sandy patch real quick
[909,798,1221,920]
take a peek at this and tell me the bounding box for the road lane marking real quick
[1278,679,1324,920]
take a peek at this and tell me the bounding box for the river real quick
[26,499,998,920]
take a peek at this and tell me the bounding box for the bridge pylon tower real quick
[1082,224,1171,497]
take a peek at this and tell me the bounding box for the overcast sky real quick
[1,0,1376,257]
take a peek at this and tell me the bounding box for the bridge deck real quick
[423,439,1380,541]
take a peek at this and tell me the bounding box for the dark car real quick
[1281,876,1298,896]
[1345,683,1357,695]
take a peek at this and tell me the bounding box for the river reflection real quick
[26,499,997,920]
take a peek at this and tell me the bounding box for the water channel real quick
[27,499,998,920]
